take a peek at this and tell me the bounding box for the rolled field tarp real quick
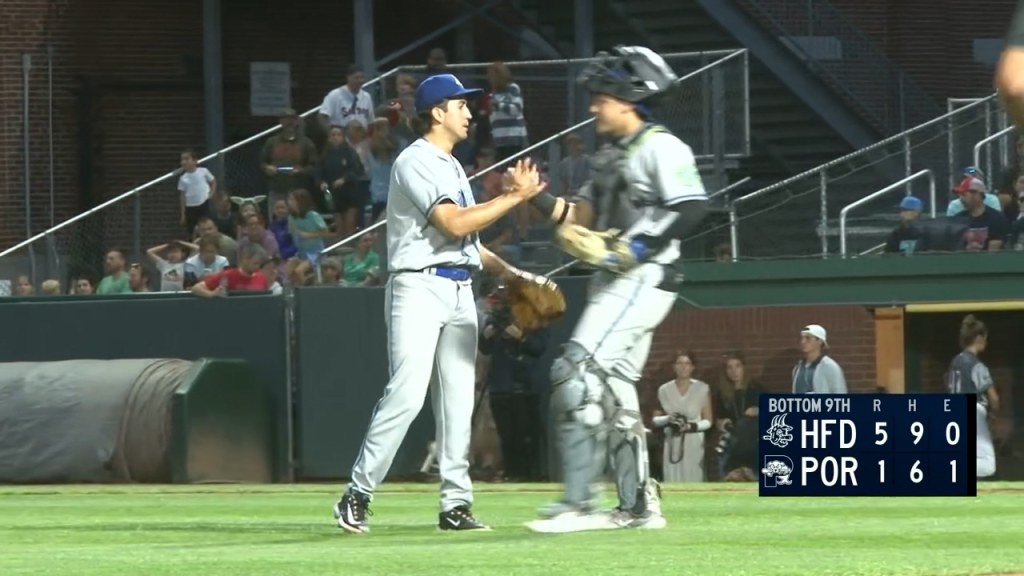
[0,359,193,483]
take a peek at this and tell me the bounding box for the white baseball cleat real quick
[525,510,618,533]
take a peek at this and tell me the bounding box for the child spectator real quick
[368,117,399,222]
[184,237,229,287]
[191,244,269,298]
[269,199,298,260]
[319,257,344,286]
[286,189,332,285]
[40,279,61,295]
[178,149,217,235]
[209,192,238,238]
[147,240,196,292]
[342,232,381,286]
[261,257,284,295]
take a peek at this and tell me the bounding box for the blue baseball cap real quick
[414,74,483,114]
[899,196,923,211]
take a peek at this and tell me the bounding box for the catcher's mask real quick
[578,45,678,105]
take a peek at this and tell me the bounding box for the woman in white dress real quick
[654,351,713,483]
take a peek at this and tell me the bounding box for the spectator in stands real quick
[177,149,216,235]
[128,263,152,293]
[191,244,269,298]
[237,213,280,261]
[209,192,239,238]
[342,232,381,287]
[653,351,712,483]
[13,274,33,296]
[97,249,133,295]
[713,243,732,263]
[947,175,1001,216]
[269,199,297,260]
[485,62,529,166]
[194,216,238,265]
[184,237,229,287]
[146,240,195,292]
[792,324,847,394]
[319,257,344,286]
[317,124,365,237]
[996,169,1021,225]
[319,64,375,130]
[425,47,449,79]
[883,196,924,256]
[286,189,331,286]
[557,133,591,198]
[72,277,94,295]
[262,257,284,295]
[40,279,60,295]
[385,73,418,147]
[954,179,1008,252]
[347,121,373,227]
[368,117,399,222]
[261,108,318,207]
[713,350,761,481]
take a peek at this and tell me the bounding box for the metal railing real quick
[728,93,1001,261]
[321,49,750,256]
[974,126,1017,182]
[839,169,935,258]
[0,71,394,263]
[1,49,751,289]
[737,0,941,133]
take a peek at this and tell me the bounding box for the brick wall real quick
[0,0,76,246]
[637,304,877,416]
[0,0,563,253]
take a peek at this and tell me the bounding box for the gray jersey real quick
[946,351,994,407]
[577,124,707,265]
[385,138,483,272]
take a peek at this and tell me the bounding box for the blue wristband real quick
[629,238,647,261]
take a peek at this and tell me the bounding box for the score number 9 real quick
[874,421,963,484]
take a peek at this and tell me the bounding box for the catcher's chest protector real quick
[593,124,668,233]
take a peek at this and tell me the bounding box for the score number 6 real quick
[874,422,959,446]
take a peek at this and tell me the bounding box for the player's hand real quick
[503,158,546,200]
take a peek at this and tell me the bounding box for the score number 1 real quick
[874,421,962,484]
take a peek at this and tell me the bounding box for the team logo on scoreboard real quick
[761,456,794,488]
[762,413,795,448]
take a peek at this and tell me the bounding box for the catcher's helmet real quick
[577,45,678,103]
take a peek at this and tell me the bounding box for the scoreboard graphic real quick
[758,394,978,497]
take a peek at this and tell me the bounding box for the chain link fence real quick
[725,94,1007,260]
[320,49,751,276]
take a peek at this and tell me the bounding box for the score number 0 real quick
[874,421,962,483]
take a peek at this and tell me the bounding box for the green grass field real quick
[1,483,1021,576]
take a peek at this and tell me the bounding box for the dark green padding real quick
[171,359,275,483]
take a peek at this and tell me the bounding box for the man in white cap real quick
[792,325,848,394]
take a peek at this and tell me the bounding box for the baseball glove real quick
[506,271,567,330]
[555,224,639,273]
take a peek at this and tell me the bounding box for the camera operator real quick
[712,351,762,481]
[652,351,712,483]
[478,285,550,482]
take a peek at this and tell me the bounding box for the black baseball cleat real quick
[438,506,491,532]
[333,491,372,534]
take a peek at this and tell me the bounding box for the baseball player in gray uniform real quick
[332,73,546,534]
[946,314,1000,479]
[518,46,710,533]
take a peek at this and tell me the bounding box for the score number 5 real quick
[873,421,961,446]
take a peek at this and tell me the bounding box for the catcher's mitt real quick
[555,224,638,273]
[506,271,567,330]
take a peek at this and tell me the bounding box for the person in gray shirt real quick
[792,324,848,394]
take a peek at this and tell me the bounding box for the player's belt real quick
[419,266,472,282]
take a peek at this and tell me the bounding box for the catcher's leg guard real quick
[549,341,608,509]
[605,375,650,514]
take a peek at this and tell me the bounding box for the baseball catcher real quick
[516,45,710,533]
